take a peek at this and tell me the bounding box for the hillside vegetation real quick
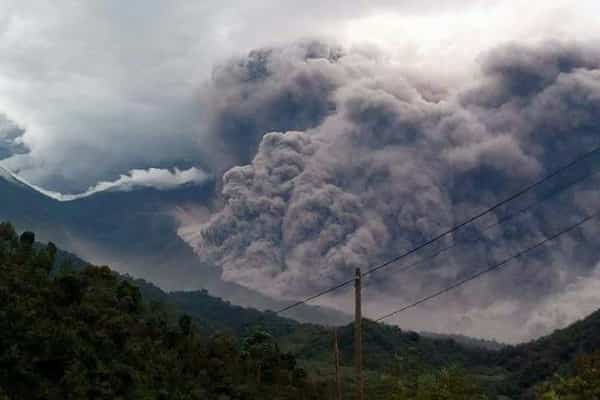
[0,223,326,399]
[2,222,600,399]
[0,168,352,328]
[494,309,600,398]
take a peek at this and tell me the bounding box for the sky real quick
[2,0,600,342]
[2,0,599,192]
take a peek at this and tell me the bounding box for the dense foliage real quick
[389,366,487,400]
[535,352,600,399]
[290,319,493,371]
[2,221,600,399]
[0,223,325,399]
[168,289,300,337]
[495,309,600,398]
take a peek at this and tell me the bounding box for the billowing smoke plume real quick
[190,41,600,341]
[200,41,345,169]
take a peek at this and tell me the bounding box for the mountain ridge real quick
[0,167,352,326]
[4,221,600,398]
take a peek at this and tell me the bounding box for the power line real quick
[274,145,600,315]
[275,277,355,314]
[375,210,599,322]
[358,166,600,292]
[363,146,600,278]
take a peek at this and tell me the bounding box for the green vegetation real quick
[494,309,600,398]
[286,319,492,371]
[168,289,300,337]
[535,352,600,399]
[0,222,325,399]
[388,365,487,400]
[2,221,600,399]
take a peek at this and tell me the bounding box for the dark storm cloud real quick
[191,41,600,341]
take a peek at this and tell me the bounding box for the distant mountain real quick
[0,165,218,287]
[45,241,488,372]
[116,267,497,374]
[421,332,506,351]
[163,266,600,400]
[0,166,60,229]
[0,167,350,325]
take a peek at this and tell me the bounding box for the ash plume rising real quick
[190,40,600,341]
[200,40,346,170]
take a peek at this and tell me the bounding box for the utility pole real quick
[334,328,341,400]
[354,268,364,400]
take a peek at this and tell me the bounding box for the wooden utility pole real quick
[333,328,341,400]
[354,268,364,400]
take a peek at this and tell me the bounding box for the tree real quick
[391,366,487,400]
[179,314,193,336]
[242,330,278,385]
[0,222,16,241]
[15,231,35,263]
[0,223,331,399]
[536,352,600,399]
[116,280,142,313]
[31,242,58,273]
[19,231,35,247]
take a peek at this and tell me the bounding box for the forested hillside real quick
[2,222,600,399]
[0,223,327,399]
[0,168,350,328]
[46,240,495,373]
[495,309,600,398]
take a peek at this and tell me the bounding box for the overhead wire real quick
[356,165,600,293]
[273,145,600,315]
[375,210,599,322]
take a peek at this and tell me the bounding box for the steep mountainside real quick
[65,242,600,399]
[5,222,600,399]
[46,238,495,374]
[0,223,326,399]
[495,308,600,397]
[0,168,60,230]
[0,169,350,326]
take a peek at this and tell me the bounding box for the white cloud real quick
[1,0,599,191]
[6,166,209,201]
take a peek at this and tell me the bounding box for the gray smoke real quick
[191,40,600,341]
[200,41,345,169]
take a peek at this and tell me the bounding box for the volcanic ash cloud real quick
[193,41,600,333]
